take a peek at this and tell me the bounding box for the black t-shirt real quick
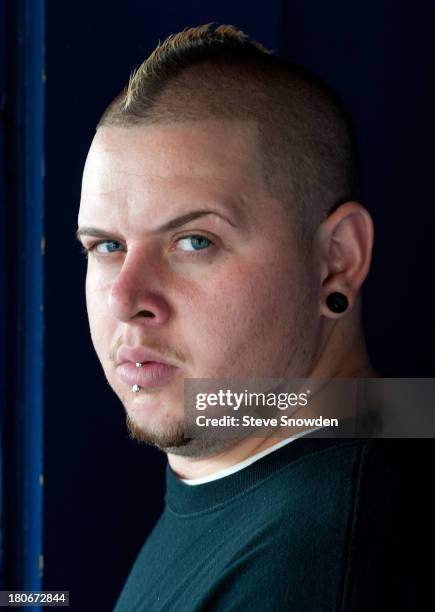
[114,435,433,611]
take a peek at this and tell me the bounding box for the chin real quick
[125,412,187,449]
[125,414,238,458]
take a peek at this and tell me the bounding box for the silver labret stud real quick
[135,362,143,368]
[132,384,141,393]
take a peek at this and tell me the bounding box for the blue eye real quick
[176,235,212,252]
[94,240,124,254]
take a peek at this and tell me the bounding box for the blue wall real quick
[1,1,435,610]
[1,0,44,599]
[0,0,6,590]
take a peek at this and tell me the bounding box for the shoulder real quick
[209,439,430,611]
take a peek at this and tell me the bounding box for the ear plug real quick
[326,292,348,314]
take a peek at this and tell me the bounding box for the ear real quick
[316,202,374,319]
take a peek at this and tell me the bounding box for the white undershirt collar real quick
[181,427,322,486]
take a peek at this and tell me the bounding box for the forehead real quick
[78,120,279,235]
[81,120,263,196]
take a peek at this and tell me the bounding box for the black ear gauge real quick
[326,292,348,314]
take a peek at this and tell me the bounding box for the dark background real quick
[1,1,435,610]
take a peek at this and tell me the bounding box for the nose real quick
[108,249,171,325]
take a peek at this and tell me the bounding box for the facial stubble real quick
[125,409,238,457]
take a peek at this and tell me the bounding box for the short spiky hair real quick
[98,23,361,243]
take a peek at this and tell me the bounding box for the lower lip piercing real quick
[133,364,143,391]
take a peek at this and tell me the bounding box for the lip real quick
[116,346,180,389]
[116,346,178,367]
[117,361,178,389]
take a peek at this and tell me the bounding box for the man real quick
[77,23,425,611]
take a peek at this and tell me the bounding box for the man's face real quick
[78,120,321,453]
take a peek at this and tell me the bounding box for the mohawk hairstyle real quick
[98,23,361,244]
[122,24,271,111]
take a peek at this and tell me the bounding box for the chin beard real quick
[125,414,238,457]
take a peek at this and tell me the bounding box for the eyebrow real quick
[76,209,236,241]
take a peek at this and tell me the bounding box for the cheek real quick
[182,258,310,376]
